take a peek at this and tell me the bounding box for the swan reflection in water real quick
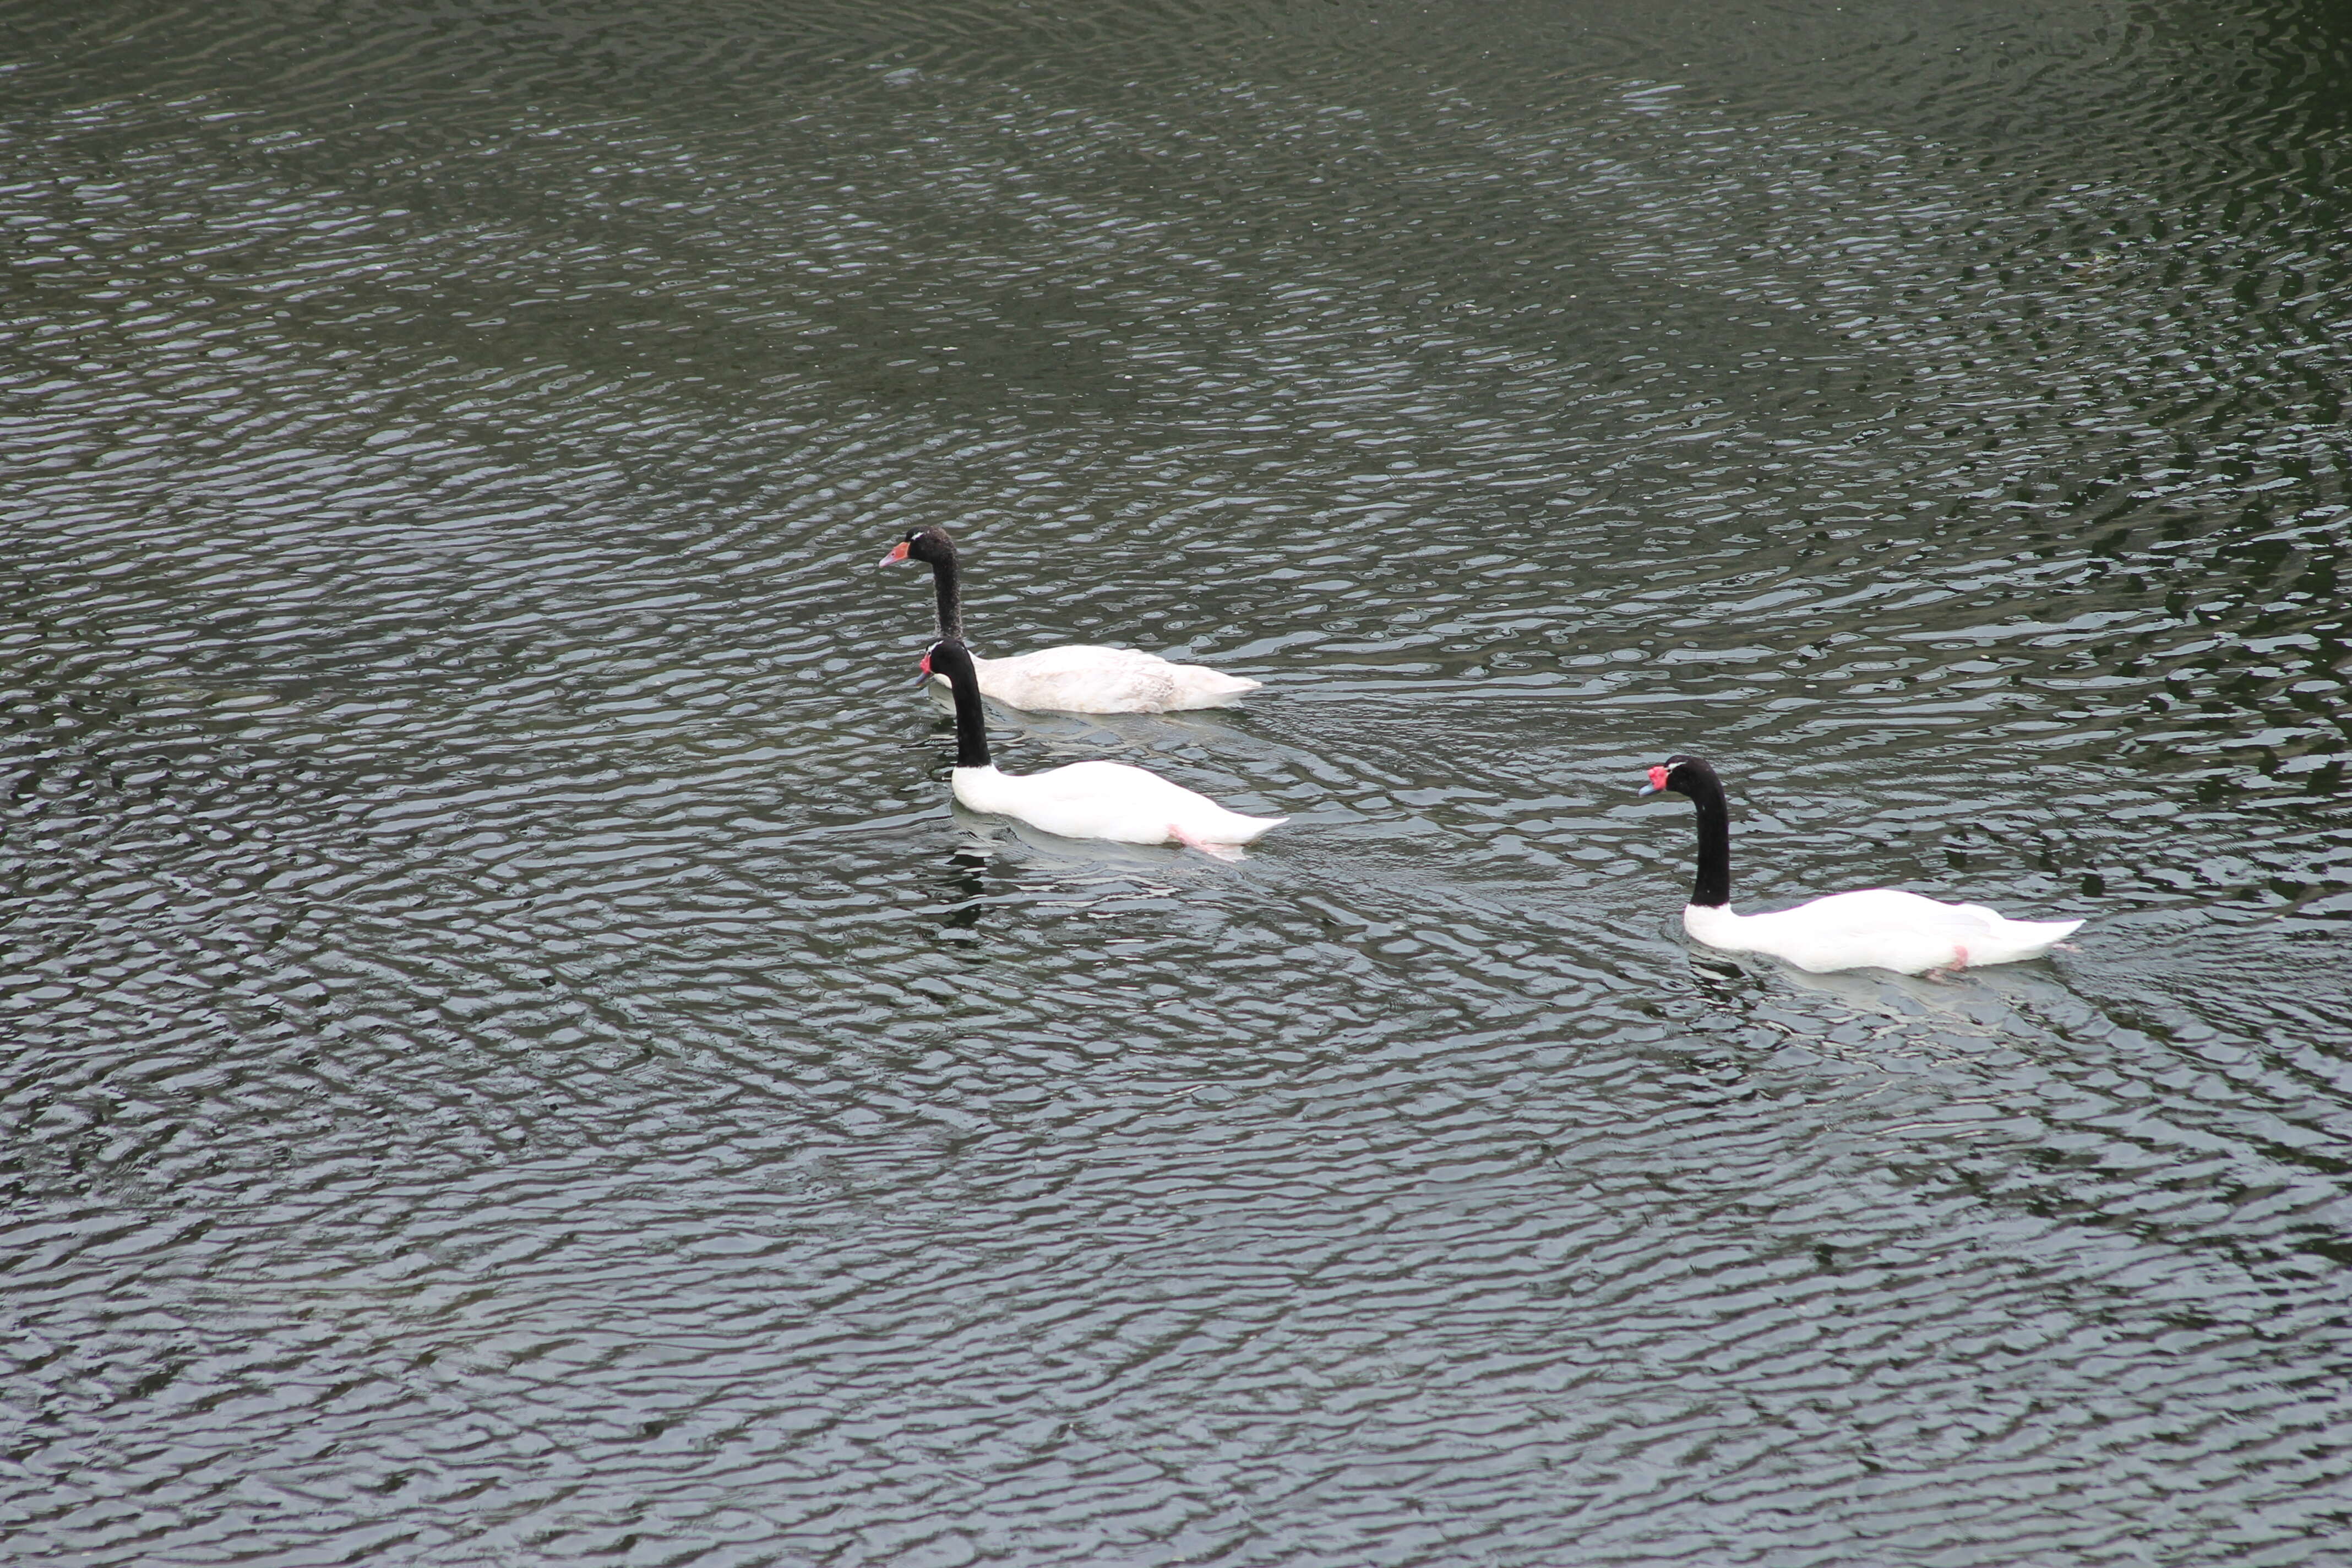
[933,848,991,937]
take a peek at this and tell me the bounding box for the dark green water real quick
[5,2,2351,1563]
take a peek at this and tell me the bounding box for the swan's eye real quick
[1647,765,1670,792]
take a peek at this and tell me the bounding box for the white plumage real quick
[925,639,1284,857]
[951,760,1284,855]
[1641,755,2082,975]
[883,526,1261,713]
[1681,890,2084,976]
[951,643,1260,715]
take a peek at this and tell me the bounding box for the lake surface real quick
[5,2,2351,1562]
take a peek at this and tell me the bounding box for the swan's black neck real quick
[938,647,992,769]
[1680,764,1732,908]
[923,542,967,643]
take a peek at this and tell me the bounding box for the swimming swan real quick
[1638,754,2082,974]
[883,526,1260,713]
[924,638,1284,858]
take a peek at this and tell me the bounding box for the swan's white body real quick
[1683,889,2082,975]
[886,526,1260,714]
[1642,754,2082,976]
[951,761,1284,854]
[942,645,1260,714]
[919,633,1283,857]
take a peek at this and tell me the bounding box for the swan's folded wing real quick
[989,645,1150,678]
[976,646,1255,712]
[1783,888,1982,935]
[1018,759,1193,807]
[1747,889,2002,973]
[980,648,1175,712]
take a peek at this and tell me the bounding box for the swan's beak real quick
[1636,782,1661,797]
[1636,764,1671,797]
[879,541,911,566]
[918,652,934,678]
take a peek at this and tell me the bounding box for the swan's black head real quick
[921,638,977,682]
[879,526,956,568]
[1637,754,1716,798]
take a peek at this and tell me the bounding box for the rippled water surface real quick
[7,2,2352,1562]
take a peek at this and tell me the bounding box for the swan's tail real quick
[1169,668,1264,707]
[1175,809,1287,847]
[1977,916,2085,965]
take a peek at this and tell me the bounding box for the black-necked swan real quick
[1637,754,2082,974]
[881,526,1261,713]
[922,639,1284,858]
